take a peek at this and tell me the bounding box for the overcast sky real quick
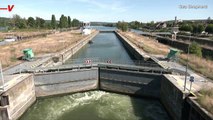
[0,0,212,22]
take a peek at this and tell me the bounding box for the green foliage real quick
[17,19,27,29]
[72,18,80,27]
[117,21,128,32]
[129,21,141,29]
[146,21,155,27]
[27,17,35,28]
[205,24,213,34]
[10,14,27,29]
[179,24,193,32]
[0,17,9,27]
[193,24,205,33]
[1,14,81,30]
[189,42,202,57]
[68,16,71,28]
[59,14,68,28]
[51,14,57,29]
[36,17,45,28]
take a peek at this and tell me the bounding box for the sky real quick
[0,0,212,22]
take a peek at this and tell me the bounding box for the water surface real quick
[20,91,170,120]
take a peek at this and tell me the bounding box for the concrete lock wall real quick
[185,97,213,120]
[99,68,162,98]
[115,32,146,60]
[34,69,99,97]
[42,31,99,67]
[177,35,213,47]
[160,75,186,120]
[156,36,213,59]
[0,74,36,120]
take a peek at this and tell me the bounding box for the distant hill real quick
[0,17,10,27]
[90,22,116,27]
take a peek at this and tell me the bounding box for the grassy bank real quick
[119,31,213,80]
[0,30,86,68]
[196,88,213,114]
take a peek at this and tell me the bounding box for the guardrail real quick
[19,61,169,74]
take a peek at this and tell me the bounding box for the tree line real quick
[116,20,213,34]
[0,14,81,30]
[179,23,213,34]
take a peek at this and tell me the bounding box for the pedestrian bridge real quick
[18,61,170,97]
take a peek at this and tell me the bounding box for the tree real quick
[10,14,21,28]
[129,21,141,29]
[193,24,205,34]
[68,16,71,28]
[51,14,57,29]
[27,17,35,28]
[59,14,68,28]
[64,16,68,28]
[17,19,27,29]
[205,24,213,34]
[36,17,45,28]
[72,18,80,27]
[116,21,128,32]
[189,42,202,57]
[179,24,193,32]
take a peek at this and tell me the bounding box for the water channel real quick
[65,32,135,65]
[19,27,170,120]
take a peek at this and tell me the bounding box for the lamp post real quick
[0,62,4,91]
[184,33,191,91]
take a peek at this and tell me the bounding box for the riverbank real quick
[0,30,94,68]
[119,31,213,80]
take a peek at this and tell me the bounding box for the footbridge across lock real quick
[18,61,171,98]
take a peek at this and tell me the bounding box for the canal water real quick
[20,91,170,120]
[20,27,170,120]
[65,32,135,65]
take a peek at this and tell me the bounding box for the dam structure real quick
[0,27,212,120]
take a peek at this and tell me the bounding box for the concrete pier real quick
[0,74,35,120]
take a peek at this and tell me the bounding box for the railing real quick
[19,58,168,74]
[65,57,159,67]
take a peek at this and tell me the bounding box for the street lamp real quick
[0,62,5,91]
[184,33,191,91]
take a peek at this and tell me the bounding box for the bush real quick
[179,24,193,32]
[193,24,205,34]
[189,42,202,57]
[205,24,213,34]
[117,21,128,32]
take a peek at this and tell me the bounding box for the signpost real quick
[85,59,92,64]
[107,60,112,64]
[189,76,194,92]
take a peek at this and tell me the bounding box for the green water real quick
[20,91,170,120]
[65,32,135,65]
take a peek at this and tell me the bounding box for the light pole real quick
[184,33,191,91]
[0,62,5,91]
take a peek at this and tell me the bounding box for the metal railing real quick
[65,57,159,68]
[18,57,167,74]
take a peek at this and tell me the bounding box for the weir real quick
[0,29,212,120]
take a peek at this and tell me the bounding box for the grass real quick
[0,30,88,68]
[119,31,213,81]
[179,54,213,80]
[119,31,169,55]
[197,88,213,114]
